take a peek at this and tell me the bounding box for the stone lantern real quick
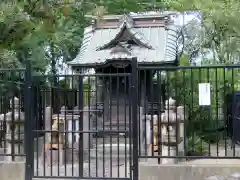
[146,97,185,164]
[45,112,65,165]
[160,97,184,164]
[0,97,25,161]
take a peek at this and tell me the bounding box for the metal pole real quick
[78,75,84,177]
[24,60,33,180]
[131,57,139,180]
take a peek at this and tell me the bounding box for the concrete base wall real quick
[139,163,240,180]
[0,161,25,180]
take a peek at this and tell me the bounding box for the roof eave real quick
[69,58,178,69]
[85,12,177,21]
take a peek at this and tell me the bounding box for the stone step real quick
[93,121,130,128]
[93,127,129,138]
[94,130,129,138]
[88,143,146,161]
[104,121,130,126]
[93,121,130,137]
[88,144,131,160]
[92,121,130,127]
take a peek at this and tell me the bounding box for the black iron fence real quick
[138,65,240,164]
[2,62,240,180]
[0,68,26,161]
[28,59,138,180]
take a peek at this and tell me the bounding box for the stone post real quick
[177,105,185,161]
[138,107,145,156]
[89,76,96,105]
[66,106,79,148]
[0,113,6,160]
[83,107,93,159]
[59,106,70,147]
[60,105,68,146]
[146,115,151,156]
[41,106,51,164]
[58,106,80,163]
[96,78,103,103]
[5,97,25,161]
[73,106,93,161]
[44,106,52,144]
[73,105,80,147]
[45,113,65,165]
[145,114,159,164]
[95,78,104,130]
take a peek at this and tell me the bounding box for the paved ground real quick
[33,138,240,179]
[33,137,131,179]
[34,162,130,179]
[184,141,240,164]
[34,158,130,179]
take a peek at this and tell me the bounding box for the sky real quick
[175,13,199,25]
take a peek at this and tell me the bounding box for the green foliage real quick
[1,0,239,74]
[1,0,240,109]
[187,134,208,155]
[165,58,239,148]
[1,0,240,70]
[0,0,92,94]
[167,0,240,63]
[58,78,91,106]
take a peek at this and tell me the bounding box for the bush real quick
[187,134,208,156]
[162,58,240,149]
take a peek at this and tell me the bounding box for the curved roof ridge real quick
[96,16,154,51]
[164,24,181,61]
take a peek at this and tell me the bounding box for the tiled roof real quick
[68,13,181,66]
[96,14,154,51]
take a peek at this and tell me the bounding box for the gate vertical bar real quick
[131,57,139,180]
[78,75,84,177]
[24,60,33,180]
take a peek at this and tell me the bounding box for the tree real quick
[0,0,96,104]
[165,0,240,64]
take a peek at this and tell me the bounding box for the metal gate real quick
[22,61,240,179]
[24,59,138,180]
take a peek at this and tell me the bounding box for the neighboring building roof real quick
[68,12,181,67]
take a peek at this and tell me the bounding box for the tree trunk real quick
[50,43,60,113]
